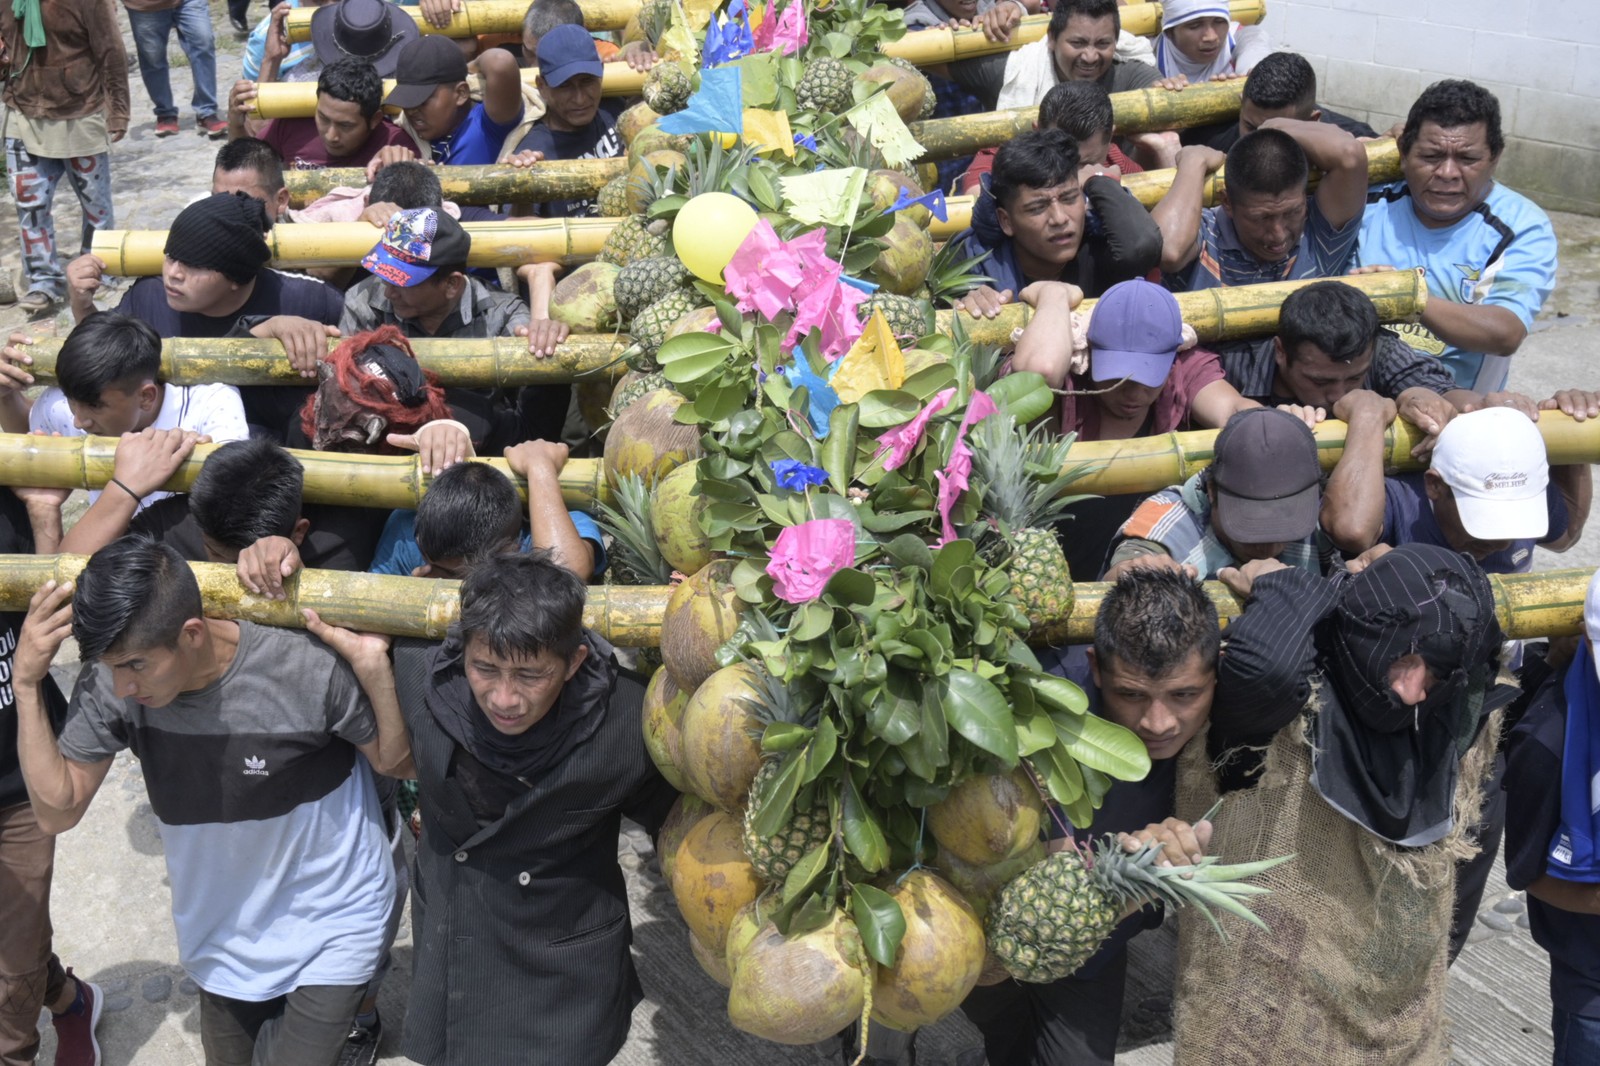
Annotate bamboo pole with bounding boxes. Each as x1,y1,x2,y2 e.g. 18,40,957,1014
909,80,1245,161
0,556,1585,644
285,0,640,41
90,218,616,275
252,64,648,119
28,271,1425,380
881,0,1267,65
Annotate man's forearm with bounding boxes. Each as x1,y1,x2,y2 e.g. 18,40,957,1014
1151,166,1205,272
1545,464,1592,553
1010,294,1076,388
16,682,86,832
1421,298,1527,357
58,490,140,556
527,471,593,580
24,499,64,555
0,391,33,434
354,662,415,779
1528,874,1600,916
1319,411,1389,552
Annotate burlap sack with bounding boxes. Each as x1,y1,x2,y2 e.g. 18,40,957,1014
1170,688,1500,1066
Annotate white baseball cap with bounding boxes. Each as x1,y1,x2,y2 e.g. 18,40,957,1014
1430,407,1549,541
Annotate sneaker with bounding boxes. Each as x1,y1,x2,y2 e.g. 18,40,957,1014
17,290,56,313
336,1012,381,1066
198,115,228,139
229,13,248,32
51,972,103,1066
154,117,179,137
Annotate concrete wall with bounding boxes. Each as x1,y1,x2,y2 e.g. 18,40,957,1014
1263,0,1600,215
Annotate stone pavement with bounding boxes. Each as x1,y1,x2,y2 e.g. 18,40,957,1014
3,10,1599,1063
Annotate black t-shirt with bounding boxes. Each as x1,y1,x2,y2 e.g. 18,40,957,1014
129,494,382,572
117,270,345,439
1504,672,1600,1019
0,489,68,810
514,111,623,218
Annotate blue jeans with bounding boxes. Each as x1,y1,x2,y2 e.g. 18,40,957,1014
5,140,114,299
126,0,219,121
1553,1007,1600,1065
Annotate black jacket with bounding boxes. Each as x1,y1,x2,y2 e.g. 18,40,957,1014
395,634,678,1066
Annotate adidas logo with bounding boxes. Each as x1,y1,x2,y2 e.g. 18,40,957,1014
243,756,269,777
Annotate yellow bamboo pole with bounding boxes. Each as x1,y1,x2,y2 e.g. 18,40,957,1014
30,270,1424,381
0,432,612,511
252,64,647,120
0,556,1584,645
284,157,630,209
285,0,640,41
89,217,615,275
882,0,1267,65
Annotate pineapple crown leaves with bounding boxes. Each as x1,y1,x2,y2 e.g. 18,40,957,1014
926,243,996,306
591,473,675,585
967,414,1096,535
1083,835,1295,938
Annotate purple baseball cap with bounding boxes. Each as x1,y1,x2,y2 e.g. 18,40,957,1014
1086,279,1185,388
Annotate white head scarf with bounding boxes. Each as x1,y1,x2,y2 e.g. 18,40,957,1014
1154,0,1239,82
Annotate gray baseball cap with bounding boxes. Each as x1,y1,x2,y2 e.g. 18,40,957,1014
1210,408,1322,544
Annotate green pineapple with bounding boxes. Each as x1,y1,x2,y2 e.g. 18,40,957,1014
741,759,831,882
968,415,1091,644
863,292,934,343
642,62,694,114
795,56,856,114
596,175,631,218
615,256,692,322
593,472,675,585
631,288,705,360
598,214,671,267
986,835,1289,983
609,370,668,418
638,0,673,47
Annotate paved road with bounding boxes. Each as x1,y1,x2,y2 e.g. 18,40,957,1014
4,10,1597,1062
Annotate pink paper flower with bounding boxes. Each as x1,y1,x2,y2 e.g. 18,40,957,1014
934,389,1001,545
724,219,804,321
874,388,955,470
753,0,807,55
766,518,857,603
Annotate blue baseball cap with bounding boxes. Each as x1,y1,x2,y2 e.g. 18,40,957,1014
536,24,603,87
361,208,472,287
1086,279,1185,388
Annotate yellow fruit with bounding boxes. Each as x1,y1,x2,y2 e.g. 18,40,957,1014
926,769,1045,867
870,870,987,1031
670,810,764,957
657,793,713,886
650,460,712,575
679,662,765,811
602,388,702,489
727,911,869,1045
641,667,690,791
659,559,744,694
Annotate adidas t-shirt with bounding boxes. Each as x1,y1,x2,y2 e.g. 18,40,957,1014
58,621,394,1000
1358,181,1557,393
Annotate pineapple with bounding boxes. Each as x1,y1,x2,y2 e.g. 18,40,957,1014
925,241,995,307
863,293,934,343
615,256,692,322
643,62,694,115
740,759,832,882
593,472,675,585
795,56,856,114
968,415,1092,645
596,175,631,218
632,288,706,360
638,0,673,47
609,370,669,419
986,835,1289,984
598,215,671,268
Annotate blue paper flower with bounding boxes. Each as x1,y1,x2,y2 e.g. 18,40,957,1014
771,459,829,491
786,350,840,438
793,131,818,152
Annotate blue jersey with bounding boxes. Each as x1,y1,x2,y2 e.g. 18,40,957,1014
1358,181,1556,393
369,509,607,579
430,101,523,166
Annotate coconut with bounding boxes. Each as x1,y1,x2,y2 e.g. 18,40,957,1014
629,124,694,160
602,387,702,489
660,560,745,694
690,928,732,987
867,169,931,230
856,63,929,125
664,305,722,341
671,810,764,956
727,911,869,1045
641,667,690,791
679,661,765,811
651,460,711,575
926,768,1045,867
573,378,612,442
870,216,934,296
936,840,1045,921
870,870,987,1031
657,793,714,886
549,261,621,332
723,899,767,974
627,149,687,215
617,102,662,147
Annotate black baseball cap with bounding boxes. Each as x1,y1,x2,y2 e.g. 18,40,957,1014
1209,408,1322,544
385,36,469,110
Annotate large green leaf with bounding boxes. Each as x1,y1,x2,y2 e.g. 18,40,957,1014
1024,670,1091,715
751,754,805,838
851,884,906,968
868,670,922,745
943,669,1019,765
1015,712,1057,756
1051,712,1153,782
858,390,924,428
781,841,831,905
790,602,835,642
823,403,861,496
842,774,890,873
824,567,876,607
801,718,838,785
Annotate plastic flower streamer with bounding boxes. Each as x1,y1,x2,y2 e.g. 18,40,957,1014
702,0,754,66
767,518,857,603
723,223,867,359
785,350,841,437
770,459,829,491
751,0,808,56
657,66,743,136
934,390,1000,545
888,186,950,223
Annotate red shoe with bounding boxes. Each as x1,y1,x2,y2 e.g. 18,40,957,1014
198,115,228,139
51,972,103,1066
154,117,179,137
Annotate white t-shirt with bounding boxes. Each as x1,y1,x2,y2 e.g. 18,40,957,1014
28,382,249,511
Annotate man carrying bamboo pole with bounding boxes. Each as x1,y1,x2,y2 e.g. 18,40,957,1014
1199,51,1375,153
212,138,295,224
12,534,411,1065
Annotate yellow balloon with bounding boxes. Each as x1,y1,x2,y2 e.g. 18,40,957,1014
672,192,759,284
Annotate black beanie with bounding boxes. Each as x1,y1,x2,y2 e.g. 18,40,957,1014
164,193,272,285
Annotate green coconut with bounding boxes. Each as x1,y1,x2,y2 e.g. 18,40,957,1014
678,661,766,811
657,792,714,886
641,666,690,791
671,810,764,957
870,216,934,296
549,261,621,332
727,911,870,1045
659,559,745,695
650,460,712,575
602,387,703,489
926,768,1045,867
870,870,987,1031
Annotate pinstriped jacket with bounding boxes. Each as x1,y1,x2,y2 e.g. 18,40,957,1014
393,635,678,1065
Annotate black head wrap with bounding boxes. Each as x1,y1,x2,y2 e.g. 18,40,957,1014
164,193,271,285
